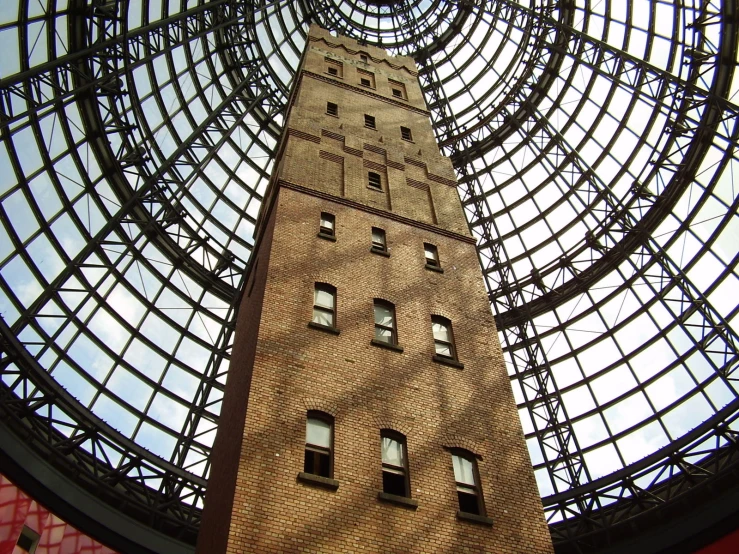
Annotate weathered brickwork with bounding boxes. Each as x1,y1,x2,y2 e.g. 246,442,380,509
195,25,554,554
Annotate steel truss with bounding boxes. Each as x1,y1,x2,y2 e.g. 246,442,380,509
0,0,738,551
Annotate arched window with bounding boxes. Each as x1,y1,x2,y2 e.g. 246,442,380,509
431,315,456,360
304,412,334,478
374,300,397,345
312,284,336,328
451,450,485,516
380,430,410,497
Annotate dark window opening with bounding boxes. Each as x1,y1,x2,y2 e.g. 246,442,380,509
452,451,484,516
381,431,409,497
319,212,335,237
401,126,413,141
326,102,338,116
368,172,382,190
371,227,386,251
361,78,371,87
17,526,39,553
364,114,376,129
360,54,368,63
392,88,403,98
327,66,338,76
424,243,440,267
305,413,333,478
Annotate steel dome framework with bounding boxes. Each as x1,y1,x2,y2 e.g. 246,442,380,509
0,0,737,551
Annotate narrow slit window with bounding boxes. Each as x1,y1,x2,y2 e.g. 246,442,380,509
371,227,386,251
304,412,334,478
381,431,409,497
312,284,336,328
424,243,440,267
368,172,382,190
401,126,413,141
432,316,457,360
319,212,335,237
326,102,338,116
452,451,484,516
374,300,397,345
364,114,376,129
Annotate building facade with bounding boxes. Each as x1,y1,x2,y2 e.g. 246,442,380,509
196,26,553,553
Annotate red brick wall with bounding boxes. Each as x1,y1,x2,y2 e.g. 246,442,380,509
195,204,278,554
197,25,554,554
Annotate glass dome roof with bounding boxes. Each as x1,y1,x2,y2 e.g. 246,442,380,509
0,0,737,549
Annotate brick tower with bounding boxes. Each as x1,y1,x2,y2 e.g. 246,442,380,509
196,26,554,554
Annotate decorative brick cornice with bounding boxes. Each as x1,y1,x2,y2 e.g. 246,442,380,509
319,150,344,164
406,178,430,191
302,71,430,116
363,159,386,172
277,179,476,245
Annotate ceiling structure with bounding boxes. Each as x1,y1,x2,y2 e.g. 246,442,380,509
0,0,737,552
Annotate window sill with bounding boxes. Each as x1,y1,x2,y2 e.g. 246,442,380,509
371,339,404,353
425,264,444,273
378,492,418,509
326,73,343,79
297,472,340,491
456,511,493,526
402,138,415,143
433,354,464,369
326,112,339,118
317,232,336,242
308,321,340,335
370,247,390,257
367,186,384,193
364,125,377,131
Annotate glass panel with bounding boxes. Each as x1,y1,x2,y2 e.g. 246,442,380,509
424,245,438,262
372,228,385,246
320,215,333,230
432,321,450,341
314,288,334,309
381,435,403,467
435,342,452,357
452,454,476,485
306,417,331,448
375,327,392,342
312,309,333,327
374,304,393,326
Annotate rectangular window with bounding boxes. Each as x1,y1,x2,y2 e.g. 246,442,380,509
401,126,413,141
432,316,456,360
364,114,376,129
452,452,484,515
360,54,368,63
424,243,439,267
312,284,336,328
319,212,335,238
368,171,382,190
389,79,406,99
325,58,342,78
326,102,338,116
374,300,397,345
381,432,409,497
358,69,375,88
371,227,386,251
305,413,333,478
